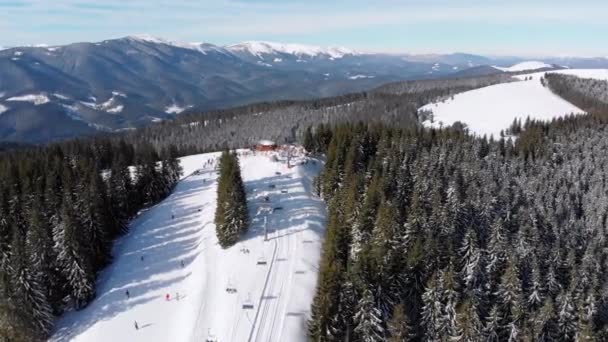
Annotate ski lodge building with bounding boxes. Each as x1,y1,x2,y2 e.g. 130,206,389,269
255,140,277,151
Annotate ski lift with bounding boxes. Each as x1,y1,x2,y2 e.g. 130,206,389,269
242,293,254,309
268,184,276,189
257,255,268,265
275,171,282,176
281,188,288,194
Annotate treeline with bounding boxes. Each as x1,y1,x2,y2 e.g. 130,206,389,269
0,138,182,341
214,151,248,248
504,74,608,161
545,73,608,114
308,121,608,341
120,75,515,156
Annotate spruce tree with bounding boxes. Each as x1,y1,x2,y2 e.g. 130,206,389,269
214,151,248,248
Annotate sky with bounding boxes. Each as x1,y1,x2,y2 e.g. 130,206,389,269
1,0,607,57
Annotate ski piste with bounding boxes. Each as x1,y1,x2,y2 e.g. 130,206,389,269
51,148,326,342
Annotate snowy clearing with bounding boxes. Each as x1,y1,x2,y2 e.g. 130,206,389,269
51,150,326,342
6,93,50,105
420,72,585,137
493,61,552,72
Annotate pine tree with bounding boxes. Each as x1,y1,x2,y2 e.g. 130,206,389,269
452,299,483,342
421,273,444,340
388,303,411,342
214,150,248,248
354,287,384,342
53,197,95,309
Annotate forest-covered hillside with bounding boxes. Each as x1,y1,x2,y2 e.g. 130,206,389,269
306,74,608,341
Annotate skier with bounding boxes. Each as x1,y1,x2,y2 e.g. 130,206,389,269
166,293,171,301
140,255,144,262
176,292,180,301
181,260,185,268
125,290,130,299
171,214,175,220
134,321,139,330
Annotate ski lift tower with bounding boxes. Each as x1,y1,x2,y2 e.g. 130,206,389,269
259,203,272,241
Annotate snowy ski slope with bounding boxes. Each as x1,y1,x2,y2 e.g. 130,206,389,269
420,69,608,137
50,149,326,342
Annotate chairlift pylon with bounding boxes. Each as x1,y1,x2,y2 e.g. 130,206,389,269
242,292,254,309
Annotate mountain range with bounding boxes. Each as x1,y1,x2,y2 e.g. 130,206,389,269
1,34,607,143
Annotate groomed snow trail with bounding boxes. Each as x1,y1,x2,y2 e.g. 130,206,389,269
50,150,326,342
194,151,326,342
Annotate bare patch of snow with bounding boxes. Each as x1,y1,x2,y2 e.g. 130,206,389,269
165,104,191,114
53,93,70,100
106,105,124,114
7,94,50,105
0,104,8,114
13,51,23,56
257,61,272,67
348,74,375,80
112,91,127,97
273,57,282,62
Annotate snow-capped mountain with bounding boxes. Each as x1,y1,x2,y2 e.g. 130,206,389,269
226,41,357,59
0,34,606,143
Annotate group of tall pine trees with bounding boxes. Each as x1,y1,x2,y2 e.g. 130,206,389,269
0,139,182,341
307,118,608,341
214,150,248,248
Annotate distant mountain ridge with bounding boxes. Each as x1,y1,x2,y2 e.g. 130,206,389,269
0,35,607,143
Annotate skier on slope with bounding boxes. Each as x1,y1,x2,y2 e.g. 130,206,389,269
134,321,139,330
125,290,130,299
166,293,171,301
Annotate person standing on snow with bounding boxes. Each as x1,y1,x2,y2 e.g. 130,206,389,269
166,293,171,301
126,290,130,299
134,321,139,330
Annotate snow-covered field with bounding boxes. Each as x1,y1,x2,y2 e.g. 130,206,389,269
50,149,326,342
420,69,608,137
493,61,551,72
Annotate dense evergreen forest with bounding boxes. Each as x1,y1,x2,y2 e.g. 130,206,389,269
0,70,603,341
0,138,182,341
214,151,248,248
307,74,608,341
121,75,511,155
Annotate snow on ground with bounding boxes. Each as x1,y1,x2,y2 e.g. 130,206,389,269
53,93,70,100
420,73,584,137
0,104,8,114
107,105,124,114
518,68,608,81
51,149,326,342
6,93,50,105
165,104,191,114
348,74,375,80
493,61,552,72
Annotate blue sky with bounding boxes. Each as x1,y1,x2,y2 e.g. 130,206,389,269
1,0,607,57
